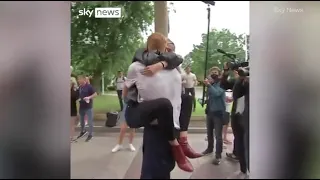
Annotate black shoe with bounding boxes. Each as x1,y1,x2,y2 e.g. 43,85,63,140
77,131,88,139
85,135,93,142
226,152,239,161
202,148,213,155
212,157,221,165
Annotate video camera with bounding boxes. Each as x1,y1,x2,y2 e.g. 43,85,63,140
217,49,249,77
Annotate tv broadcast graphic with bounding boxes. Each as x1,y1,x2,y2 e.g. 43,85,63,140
0,1,319,179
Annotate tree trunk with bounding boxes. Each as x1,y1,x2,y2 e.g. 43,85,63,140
154,1,168,37
92,73,102,94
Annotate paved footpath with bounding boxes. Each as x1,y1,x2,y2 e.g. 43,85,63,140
71,133,240,179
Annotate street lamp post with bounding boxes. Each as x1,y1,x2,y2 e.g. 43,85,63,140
201,1,215,107
101,72,105,95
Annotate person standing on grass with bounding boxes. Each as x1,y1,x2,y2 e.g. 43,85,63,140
182,66,197,112
111,99,136,153
77,75,97,142
115,71,126,111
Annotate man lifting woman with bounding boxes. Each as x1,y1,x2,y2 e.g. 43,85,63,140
123,33,202,172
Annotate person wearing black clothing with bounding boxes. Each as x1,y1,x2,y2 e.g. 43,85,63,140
139,38,202,178
70,81,79,142
140,124,175,179
136,39,202,159
220,68,240,160
242,78,249,173
124,33,194,173
220,66,249,175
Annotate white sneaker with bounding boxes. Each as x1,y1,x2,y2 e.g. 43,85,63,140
111,144,123,153
129,144,136,152
77,121,88,127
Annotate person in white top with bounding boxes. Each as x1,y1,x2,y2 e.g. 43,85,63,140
123,33,193,172
224,89,233,144
115,71,126,111
182,66,197,111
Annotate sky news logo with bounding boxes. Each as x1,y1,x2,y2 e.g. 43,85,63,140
78,7,121,18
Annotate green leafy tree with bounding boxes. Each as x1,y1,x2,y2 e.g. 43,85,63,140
182,52,192,68
71,1,154,91
187,28,246,80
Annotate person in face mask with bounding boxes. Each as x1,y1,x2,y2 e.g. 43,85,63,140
202,67,226,165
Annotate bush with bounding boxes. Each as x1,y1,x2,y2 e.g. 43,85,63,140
107,85,116,91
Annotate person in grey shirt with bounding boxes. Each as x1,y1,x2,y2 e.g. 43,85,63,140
122,33,193,173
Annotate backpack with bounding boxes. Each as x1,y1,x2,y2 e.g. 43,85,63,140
105,112,119,127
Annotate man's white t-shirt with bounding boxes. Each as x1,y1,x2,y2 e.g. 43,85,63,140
116,76,126,90
182,73,197,88
125,62,182,129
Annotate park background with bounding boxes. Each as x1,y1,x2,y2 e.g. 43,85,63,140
70,1,249,120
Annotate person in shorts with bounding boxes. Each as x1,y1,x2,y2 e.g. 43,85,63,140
111,98,136,152
223,89,233,144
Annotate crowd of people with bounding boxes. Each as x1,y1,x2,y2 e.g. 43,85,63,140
70,32,249,178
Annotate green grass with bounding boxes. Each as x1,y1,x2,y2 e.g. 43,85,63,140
93,95,205,117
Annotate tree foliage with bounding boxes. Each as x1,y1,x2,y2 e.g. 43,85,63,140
71,1,154,90
185,28,247,80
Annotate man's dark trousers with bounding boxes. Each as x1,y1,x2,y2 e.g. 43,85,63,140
232,113,247,173
116,90,123,111
206,111,224,158
185,87,196,110
231,114,239,157
140,125,175,179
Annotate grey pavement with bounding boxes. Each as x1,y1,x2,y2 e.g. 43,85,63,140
71,133,239,179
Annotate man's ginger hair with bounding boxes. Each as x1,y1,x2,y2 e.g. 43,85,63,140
147,32,167,52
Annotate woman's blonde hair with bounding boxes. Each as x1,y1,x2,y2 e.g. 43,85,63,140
147,32,167,52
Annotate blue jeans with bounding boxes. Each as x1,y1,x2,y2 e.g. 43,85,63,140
206,111,224,158
79,108,94,136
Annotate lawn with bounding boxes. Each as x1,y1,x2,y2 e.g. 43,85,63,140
93,95,205,117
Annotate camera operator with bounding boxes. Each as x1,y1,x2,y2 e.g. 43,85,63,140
202,67,226,165
221,62,249,177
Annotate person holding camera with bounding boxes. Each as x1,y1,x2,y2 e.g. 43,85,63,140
221,63,249,177
202,67,226,165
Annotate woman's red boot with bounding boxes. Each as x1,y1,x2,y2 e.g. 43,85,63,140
171,145,194,172
178,136,203,159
